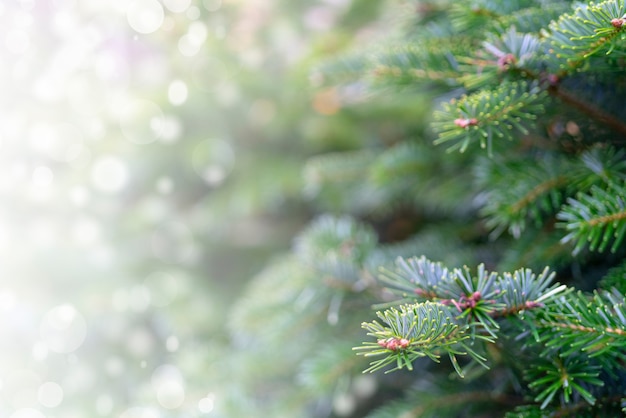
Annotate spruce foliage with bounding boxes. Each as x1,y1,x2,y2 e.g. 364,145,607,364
229,0,626,416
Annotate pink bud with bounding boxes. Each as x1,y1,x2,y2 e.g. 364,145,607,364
611,18,624,28
386,339,399,351
454,118,479,129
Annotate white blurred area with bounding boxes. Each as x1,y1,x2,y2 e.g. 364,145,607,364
0,0,358,415
0,0,225,416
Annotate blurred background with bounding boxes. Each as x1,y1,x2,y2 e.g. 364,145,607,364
0,0,389,417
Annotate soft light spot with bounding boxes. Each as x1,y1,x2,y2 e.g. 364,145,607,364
168,80,188,106
191,58,233,93
91,155,128,193
144,271,180,307
129,285,151,312
29,123,84,162
191,139,235,187
0,290,17,311
186,5,200,19
162,0,191,13
152,364,185,409
126,0,164,34
37,381,63,408
333,392,356,416
249,99,276,126
165,336,179,352
39,304,87,354
105,357,124,377
151,221,198,264
156,380,185,409
156,177,174,194
96,394,113,416
198,393,215,413
203,0,222,12
127,328,154,357
179,21,208,56
159,115,182,143
178,34,201,56
313,88,341,115
32,166,54,188
119,99,165,145
9,408,45,418
71,218,101,245
5,29,30,54
119,407,160,418
31,341,48,362
352,375,377,398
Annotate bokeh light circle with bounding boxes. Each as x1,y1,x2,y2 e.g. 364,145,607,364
91,155,128,193
39,304,87,354
151,364,185,409
119,99,165,145
9,408,45,418
29,123,84,162
162,0,192,13
37,381,64,408
144,271,180,307
168,80,188,106
126,0,164,34
119,406,160,418
191,138,235,187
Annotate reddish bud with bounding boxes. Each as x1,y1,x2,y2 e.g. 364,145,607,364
472,291,482,301
398,338,410,349
454,118,479,129
377,339,387,348
611,18,624,28
497,53,517,70
386,339,399,351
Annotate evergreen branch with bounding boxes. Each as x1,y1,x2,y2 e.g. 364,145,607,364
459,27,544,90
495,267,561,317
304,150,377,190
496,4,574,34
527,357,603,409
295,215,378,284
432,81,546,154
371,389,522,418
298,344,366,393
475,155,572,238
598,260,626,293
379,256,453,299
355,302,490,376
577,146,626,188
557,182,626,254
537,290,626,362
371,42,465,85
548,0,626,71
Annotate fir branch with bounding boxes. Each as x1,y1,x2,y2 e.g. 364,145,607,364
537,290,626,362
432,80,546,154
557,182,626,254
474,155,572,238
459,27,544,89
547,0,626,71
577,145,626,188
527,357,603,408
371,42,465,85
355,301,490,376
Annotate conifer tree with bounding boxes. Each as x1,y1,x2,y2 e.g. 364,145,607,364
228,0,626,417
